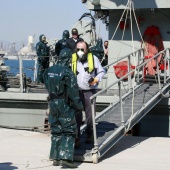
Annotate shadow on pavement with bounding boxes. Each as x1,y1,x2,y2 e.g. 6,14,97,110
0,162,18,170
100,136,149,162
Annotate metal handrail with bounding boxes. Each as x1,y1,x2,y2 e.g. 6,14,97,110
103,48,144,69
91,48,170,100
90,47,170,151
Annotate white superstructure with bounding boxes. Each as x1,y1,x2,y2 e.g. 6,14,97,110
18,35,36,58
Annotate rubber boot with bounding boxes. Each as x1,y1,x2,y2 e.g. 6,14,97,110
61,160,78,168
53,160,60,166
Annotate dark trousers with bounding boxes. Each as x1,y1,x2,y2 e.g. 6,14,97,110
76,89,96,138
37,61,49,83
49,99,77,161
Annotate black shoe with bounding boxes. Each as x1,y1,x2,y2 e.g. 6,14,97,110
75,138,81,149
53,160,60,166
61,160,78,168
85,135,93,144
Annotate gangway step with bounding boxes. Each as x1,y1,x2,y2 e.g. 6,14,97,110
137,75,169,83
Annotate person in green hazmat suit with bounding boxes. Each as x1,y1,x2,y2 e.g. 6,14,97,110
36,34,49,83
55,30,70,56
43,48,83,168
90,38,104,62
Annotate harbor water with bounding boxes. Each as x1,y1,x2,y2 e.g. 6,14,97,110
4,59,36,81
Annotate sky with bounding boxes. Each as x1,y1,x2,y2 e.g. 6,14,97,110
0,0,108,50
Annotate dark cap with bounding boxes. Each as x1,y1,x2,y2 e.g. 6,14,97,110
72,28,78,34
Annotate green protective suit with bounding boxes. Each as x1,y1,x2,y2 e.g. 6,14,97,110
90,38,104,61
36,34,49,83
43,48,83,161
55,30,70,56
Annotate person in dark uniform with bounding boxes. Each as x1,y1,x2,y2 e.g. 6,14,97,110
101,40,108,67
55,30,70,56
43,48,83,168
36,34,49,83
66,28,83,52
90,38,104,62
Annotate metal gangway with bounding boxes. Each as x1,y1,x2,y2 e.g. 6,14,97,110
74,48,170,163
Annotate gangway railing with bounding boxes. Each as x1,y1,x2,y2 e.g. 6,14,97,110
82,48,170,163
102,48,145,89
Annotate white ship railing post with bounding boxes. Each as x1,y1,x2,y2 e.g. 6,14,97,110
19,55,23,92
34,56,37,82
118,81,124,126
128,55,132,90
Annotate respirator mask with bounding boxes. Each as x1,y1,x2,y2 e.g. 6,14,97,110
77,48,85,59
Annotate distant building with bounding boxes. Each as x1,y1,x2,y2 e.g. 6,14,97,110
18,36,36,58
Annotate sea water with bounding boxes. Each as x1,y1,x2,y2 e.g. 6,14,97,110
4,60,36,81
